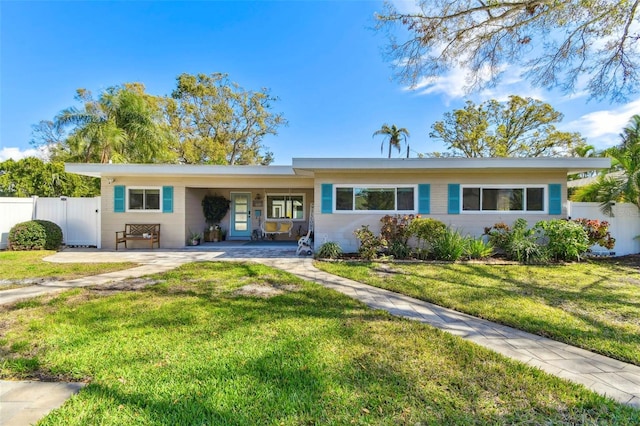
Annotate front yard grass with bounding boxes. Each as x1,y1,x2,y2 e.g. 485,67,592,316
1,262,638,424
315,259,640,366
0,251,135,287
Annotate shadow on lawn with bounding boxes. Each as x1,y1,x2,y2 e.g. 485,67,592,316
40,318,637,425
5,262,639,424
347,261,640,364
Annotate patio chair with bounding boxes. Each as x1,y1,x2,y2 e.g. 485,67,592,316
296,203,314,256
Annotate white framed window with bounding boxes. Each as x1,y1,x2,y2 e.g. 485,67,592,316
335,185,416,212
266,193,305,220
127,187,161,212
461,185,545,213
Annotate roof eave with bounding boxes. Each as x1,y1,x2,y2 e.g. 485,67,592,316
64,163,297,178
291,157,611,174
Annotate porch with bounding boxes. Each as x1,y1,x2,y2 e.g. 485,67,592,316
185,186,314,245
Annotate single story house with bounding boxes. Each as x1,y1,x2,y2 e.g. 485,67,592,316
66,157,610,251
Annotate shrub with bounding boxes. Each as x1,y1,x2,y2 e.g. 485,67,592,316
573,218,616,250
8,220,63,250
354,225,387,260
491,219,546,264
464,237,494,260
535,219,590,261
380,214,414,245
388,240,412,259
507,231,547,264
408,218,446,253
380,214,414,259
487,222,511,252
202,194,230,226
316,242,343,259
431,228,466,261
36,220,64,249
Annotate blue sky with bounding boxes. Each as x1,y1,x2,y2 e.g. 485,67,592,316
1,1,639,165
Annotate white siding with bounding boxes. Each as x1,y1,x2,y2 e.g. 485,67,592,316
313,170,568,253
102,179,186,249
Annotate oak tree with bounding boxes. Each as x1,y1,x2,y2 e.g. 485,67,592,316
428,95,585,157
165,73,287,165
377,0,640,101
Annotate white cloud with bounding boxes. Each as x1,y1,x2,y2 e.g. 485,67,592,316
389,0,422,14
0,147,46,161
408,64,546,102
564,99,640,148
411,67,469,101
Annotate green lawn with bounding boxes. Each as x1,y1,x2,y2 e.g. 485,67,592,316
315,259,640,366
0,251,135,287
0,262,637,425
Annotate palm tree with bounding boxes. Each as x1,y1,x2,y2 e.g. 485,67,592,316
620,114,640,149
572,144,596,158
573,115,640,215
54,84,171,164
373,124,410,158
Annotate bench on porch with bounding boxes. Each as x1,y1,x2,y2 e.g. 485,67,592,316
116,224,160,250
261,219,293,238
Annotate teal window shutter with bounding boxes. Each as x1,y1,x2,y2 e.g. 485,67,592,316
114,185,125,213
448,184,460,214
162,186,174,213
418,184,430,214
548,183,562,215
321,184,333,214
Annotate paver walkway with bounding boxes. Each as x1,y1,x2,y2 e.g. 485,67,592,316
1,381,85,426
1,248,639,425
267,258,640,408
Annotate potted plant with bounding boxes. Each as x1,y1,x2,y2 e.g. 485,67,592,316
202,194,230,241
188,230,202,246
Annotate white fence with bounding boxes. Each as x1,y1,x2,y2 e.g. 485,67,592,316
0,198,36,249
568,202,640,256
0,197,101,249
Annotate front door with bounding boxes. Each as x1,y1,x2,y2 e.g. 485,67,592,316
229,193,252,239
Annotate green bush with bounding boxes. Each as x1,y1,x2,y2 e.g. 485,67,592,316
8,220,63,251
408,218,446,253
316,242,343,259
431,228,466,261
36,220,63,249
535,219,590,261
354,225,387,260
464,237,494,260
490,219,545,264
507,231,547,264
388,240,412,259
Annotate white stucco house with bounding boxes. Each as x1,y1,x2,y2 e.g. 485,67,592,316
66,157,610,251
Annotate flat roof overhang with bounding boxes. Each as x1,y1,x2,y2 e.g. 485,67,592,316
65,163,297,179
66,157,612,179
291,157,611,175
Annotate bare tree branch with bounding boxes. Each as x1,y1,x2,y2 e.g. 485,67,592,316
377,0,639,101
